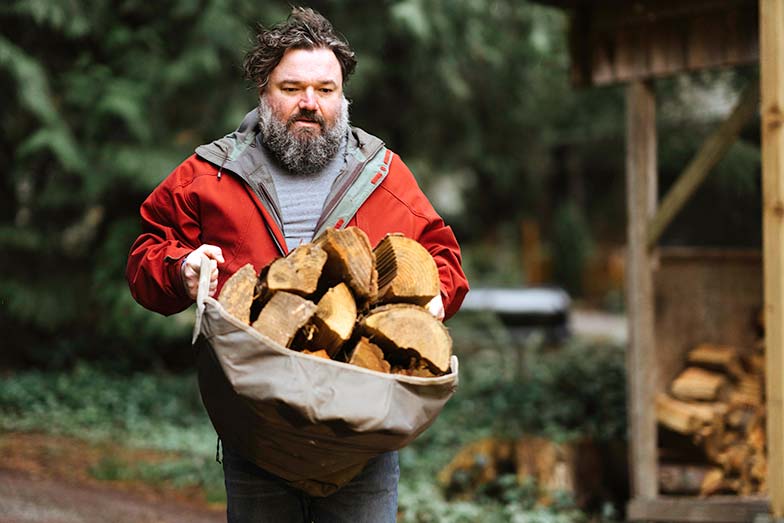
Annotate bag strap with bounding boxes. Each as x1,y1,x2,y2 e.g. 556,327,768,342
313,147,392,239
192,253,213,344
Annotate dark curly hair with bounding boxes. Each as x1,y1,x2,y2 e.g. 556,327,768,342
243,7,357,91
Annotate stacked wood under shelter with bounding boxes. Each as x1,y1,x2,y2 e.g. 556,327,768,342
656,341,767,497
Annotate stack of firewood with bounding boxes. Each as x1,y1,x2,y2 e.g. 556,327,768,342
216,226,451,377
655,338,767,497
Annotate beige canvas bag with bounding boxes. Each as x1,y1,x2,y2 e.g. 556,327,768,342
192,256,459,496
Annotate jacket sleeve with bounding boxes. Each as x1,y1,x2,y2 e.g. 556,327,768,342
373,154,469,320
125,162,201,316
419,218,469,320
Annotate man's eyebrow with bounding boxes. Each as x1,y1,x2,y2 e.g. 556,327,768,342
278,79,339,87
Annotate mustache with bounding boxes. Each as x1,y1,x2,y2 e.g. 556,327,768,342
288,110,326,129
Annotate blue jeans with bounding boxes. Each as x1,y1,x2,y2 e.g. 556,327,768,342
222,446,399,523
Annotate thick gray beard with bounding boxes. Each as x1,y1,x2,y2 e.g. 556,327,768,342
258,96,350,176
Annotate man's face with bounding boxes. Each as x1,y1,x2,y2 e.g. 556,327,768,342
263,47,344,138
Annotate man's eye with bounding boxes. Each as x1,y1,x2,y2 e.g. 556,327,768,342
282,87,298,93
319,88,333,94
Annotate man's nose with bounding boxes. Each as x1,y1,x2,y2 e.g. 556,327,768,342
299,87,317,110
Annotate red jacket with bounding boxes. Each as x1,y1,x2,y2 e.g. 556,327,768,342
126,119,468,320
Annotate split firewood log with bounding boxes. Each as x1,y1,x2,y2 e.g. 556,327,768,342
687,344,744,379
251,291,317,347
693,415,725,462
360,304,452,374
655,393,716,435
307,283,357,357
728,373,764,406
391,358,437,378
348,337,390,373
302,349,331,360
716,443,750,474
725,404,756,431
748,352,765,376
671,367,729,402
315,227,377,303
373,233,440,306
699,467,728,497
265,243,327,297
217,263,258,324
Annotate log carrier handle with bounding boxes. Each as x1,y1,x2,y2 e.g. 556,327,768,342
192,253,214,344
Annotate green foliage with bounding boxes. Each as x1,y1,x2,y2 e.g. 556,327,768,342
0,363,214,452
1,0,256,368
551,201,594,295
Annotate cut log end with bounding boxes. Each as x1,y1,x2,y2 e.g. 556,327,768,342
373,234,440,306
360,303,452,374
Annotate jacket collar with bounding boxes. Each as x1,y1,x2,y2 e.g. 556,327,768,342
194,109,384,181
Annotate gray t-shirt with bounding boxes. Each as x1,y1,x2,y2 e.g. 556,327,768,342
267,137,348,251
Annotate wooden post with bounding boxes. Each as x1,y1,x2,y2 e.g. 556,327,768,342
761,0,784,517
626,80,658,500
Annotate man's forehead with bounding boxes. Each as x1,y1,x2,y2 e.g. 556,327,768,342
271,48,342,85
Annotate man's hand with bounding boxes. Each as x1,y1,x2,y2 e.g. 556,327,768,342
426,294,445,321
181,245,225,300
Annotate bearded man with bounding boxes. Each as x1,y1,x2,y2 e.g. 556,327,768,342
126,7,468,523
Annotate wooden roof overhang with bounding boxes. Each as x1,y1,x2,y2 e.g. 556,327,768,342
536,0,757,86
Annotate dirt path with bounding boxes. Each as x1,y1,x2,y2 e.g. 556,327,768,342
0,468,224,523
0,432,224,523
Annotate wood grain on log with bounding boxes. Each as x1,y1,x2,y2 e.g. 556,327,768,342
265,243,327,296
687,343,744,379
360,304,452,374
310,283,356,357
656,393,715,434
373,233,440,306
348,337,390,373
251,292,317,347
671,367,728,401
315,227,377,302
302,349,331,360
217,263,258,324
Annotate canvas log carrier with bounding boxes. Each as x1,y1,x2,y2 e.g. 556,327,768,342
192,255,459,497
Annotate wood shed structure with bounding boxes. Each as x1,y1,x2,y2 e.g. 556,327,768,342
532,0,783,521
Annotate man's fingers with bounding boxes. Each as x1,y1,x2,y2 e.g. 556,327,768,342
200,245,225,264
181,244,224,300
426,294,445,321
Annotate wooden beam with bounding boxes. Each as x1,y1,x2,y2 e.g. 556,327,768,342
646,82,760,248
626,80,658,500
761,0,784,517
628,496,770,522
